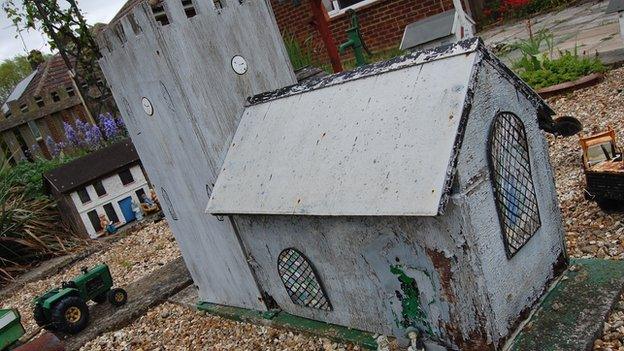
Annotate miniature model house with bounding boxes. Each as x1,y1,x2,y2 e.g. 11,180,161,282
400,0,475,51
97,0,565,349
207,39,566,349
44,140,150,238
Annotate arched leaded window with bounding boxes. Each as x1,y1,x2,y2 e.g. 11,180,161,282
489,112,541,258
277,248,332,311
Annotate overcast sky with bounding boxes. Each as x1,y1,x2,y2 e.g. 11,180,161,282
0,0,127,61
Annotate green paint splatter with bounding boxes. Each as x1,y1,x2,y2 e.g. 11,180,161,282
390,265,433,336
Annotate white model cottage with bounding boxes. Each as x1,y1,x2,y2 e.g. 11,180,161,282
44,140,150,238
95,0,565,349
207,39,566,349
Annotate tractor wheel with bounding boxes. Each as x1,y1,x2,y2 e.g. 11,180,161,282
107,288,128,307
33,304,53,330
50,296,89,334
92,291,108,304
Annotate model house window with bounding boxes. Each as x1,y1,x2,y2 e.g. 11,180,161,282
114,22,127,44
103,203,120,223
77,187,91,204
277,248,332,311
118,169,134,185
51,91,61,102
35,96,45,107
136,188,147,203
489,112,541,258
182,0,197,17
161,187,178,220
128,13,142,34
4,111,11,119
213,0,224,9
150,0,170,26
28,121,42,140
87,210,102,232
93,180,107,197
66,86,75,97
20,104,28,113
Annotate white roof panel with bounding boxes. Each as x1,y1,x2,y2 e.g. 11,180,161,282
208,45,480,217
1,70,37,114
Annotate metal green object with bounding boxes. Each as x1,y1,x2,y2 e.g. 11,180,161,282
0,309,25,351
33,264,127,334
339,9,370,67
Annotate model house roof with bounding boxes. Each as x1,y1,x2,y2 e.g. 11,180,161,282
43,140,139,194
400,10,456,51
606,0,624,13
207,39,552,217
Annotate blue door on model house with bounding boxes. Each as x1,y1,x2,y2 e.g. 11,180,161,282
118,197,135,223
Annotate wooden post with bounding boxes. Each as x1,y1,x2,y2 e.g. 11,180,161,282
309,0,343,73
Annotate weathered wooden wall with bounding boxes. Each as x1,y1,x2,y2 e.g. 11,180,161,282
453,56,566,345
97,0,296,310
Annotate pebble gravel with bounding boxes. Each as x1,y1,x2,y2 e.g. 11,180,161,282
1,220,180,335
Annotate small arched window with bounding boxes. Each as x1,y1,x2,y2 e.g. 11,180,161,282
277,248,331,311
161,187,178,220
489,112,541,258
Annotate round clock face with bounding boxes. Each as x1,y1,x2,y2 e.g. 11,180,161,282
231,55,248,75
141,97,154,116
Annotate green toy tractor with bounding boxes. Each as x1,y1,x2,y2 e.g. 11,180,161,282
32,264,127,334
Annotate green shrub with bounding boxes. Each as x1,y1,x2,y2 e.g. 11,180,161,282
3,154,82,200
0,160,86,283
283,32,314,71
510,30,605,89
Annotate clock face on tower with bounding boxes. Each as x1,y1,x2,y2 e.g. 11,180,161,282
231,55,248,75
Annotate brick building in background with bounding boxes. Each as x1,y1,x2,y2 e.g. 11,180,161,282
270,0,476,64
0,54,100,164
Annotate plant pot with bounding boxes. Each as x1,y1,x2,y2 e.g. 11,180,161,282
536,73,604,98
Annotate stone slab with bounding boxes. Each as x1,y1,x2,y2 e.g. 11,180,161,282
510,259,624,351
62,256,192,351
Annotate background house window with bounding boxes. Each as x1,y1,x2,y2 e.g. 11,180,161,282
103,203,120,223
35,96,45,107
51,91,61,102
4,111,11,119
277,248,332,311
93,180,107,197
66,86,75,97
77,187,91,204
213,0,224,9
87,210,102,232
19,104,28,113
118,169,134,185
489,112,541,258
324,0,375,15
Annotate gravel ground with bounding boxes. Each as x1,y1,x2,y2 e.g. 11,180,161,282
546,67,624,260
1,220,180,335
545,68,624,351
79,302,359,351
